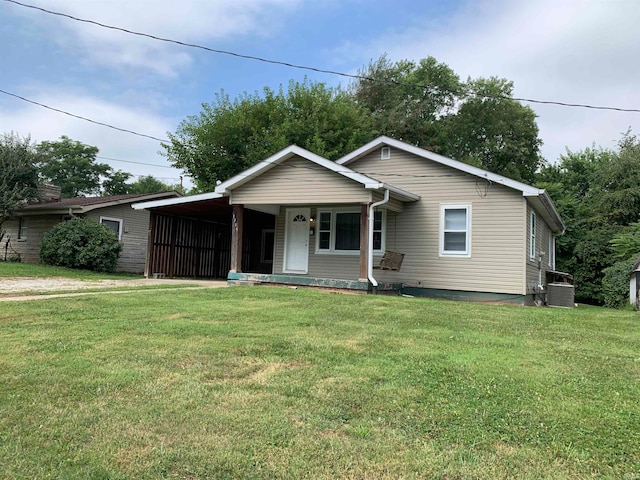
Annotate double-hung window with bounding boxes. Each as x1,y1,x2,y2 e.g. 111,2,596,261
317,209,384,254
440,204,471,257
529,211,536,260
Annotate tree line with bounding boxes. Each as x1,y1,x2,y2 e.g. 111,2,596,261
0,132,180,243
1,132,180,200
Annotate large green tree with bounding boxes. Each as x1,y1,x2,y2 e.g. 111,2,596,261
351,56,544,183
442,77,543,184
0,133,40,240
36,136,110,198
101,170,133,196
351,55,461,149
163,79,376,191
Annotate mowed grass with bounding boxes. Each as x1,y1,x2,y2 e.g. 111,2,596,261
0,287,638,479
0,261,141,279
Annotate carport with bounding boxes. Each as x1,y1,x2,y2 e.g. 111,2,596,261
132,195,275,279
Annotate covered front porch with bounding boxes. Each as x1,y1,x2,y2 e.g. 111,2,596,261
226,195,413,292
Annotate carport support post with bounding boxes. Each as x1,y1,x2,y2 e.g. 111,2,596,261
144,211,157,278
359,203,369,281
230,204,244,273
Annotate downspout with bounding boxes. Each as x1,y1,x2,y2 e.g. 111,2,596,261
368,189,390,293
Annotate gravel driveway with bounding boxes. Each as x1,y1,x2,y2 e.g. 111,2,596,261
0,277,228,301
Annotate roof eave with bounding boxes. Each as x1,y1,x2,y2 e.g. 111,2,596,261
132,192,222,210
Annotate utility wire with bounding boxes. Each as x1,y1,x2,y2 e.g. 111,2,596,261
0,88,170,142
5,0,640,114
96,155,177,169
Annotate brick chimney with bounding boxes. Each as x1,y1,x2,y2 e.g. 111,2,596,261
37,183,62,203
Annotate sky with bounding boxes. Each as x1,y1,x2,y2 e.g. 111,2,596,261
1,0,638,190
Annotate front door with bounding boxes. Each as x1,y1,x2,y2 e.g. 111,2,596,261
284,208,309,274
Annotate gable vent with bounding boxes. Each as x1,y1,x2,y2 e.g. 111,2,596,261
381,147,391,160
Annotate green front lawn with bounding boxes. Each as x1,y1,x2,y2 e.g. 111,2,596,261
0,287,637,479
0,261,141,280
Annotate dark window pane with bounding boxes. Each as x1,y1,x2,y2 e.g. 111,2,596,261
444,232,466,251
101,220,120,236
374,211,382,231
335,212,360,250
319,232,330,250
373,232,382,250
319,212,331,231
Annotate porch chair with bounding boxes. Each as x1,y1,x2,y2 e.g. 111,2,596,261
373,250,405,271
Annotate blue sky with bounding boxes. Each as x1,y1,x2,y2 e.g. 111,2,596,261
1,0,638,189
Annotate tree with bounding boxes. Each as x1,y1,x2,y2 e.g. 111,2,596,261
102,170,133,196
36,136,110,197
535,132,640,304
442,77,543,184
593,131,640,225
350,56,544,183
163,78,376,191
351,55,461,149
610,222,640,261
128,175,173,194
0,133,40,241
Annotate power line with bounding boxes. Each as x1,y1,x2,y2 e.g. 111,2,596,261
0,88,170,142
4,0,640,114
96,155,177,169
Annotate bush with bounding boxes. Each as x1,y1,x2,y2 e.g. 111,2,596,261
602,258,635,309
40,217,123,272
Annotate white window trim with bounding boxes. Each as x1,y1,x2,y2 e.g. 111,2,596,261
315,208,385,255
439,204,472,258
529,211,536,260
100,216,123,241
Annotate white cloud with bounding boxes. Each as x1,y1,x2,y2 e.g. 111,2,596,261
12,0,301,76
0,87,189,186
341,0,640,162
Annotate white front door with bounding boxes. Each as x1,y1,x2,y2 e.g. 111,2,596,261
284,208,310,274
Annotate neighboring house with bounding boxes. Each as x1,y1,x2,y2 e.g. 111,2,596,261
3,187,180,273
631,256,640,310
133,136,565,305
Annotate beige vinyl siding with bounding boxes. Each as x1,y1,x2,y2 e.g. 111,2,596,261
86,205,151,274
3,215,60,264
371,190,404,212
349,148,527,295
232,156,372,205
273,206,362,280
525,203,555,293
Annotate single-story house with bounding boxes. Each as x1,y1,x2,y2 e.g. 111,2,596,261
133,136,566,305
631,256,640,310
2,186,180,273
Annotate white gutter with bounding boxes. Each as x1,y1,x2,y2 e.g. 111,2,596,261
368,189,390,290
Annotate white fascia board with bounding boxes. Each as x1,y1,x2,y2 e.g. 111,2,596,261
214,144,389,194
131,192,221,210
214,145,328,194
365,182,420,202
